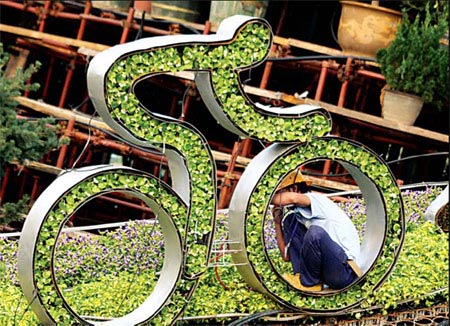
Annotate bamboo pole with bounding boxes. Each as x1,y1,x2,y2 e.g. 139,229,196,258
1,23,363,59
14,97,362,192
16,86,448,146
15,96,253,167
303,99,449,144
0,24,109,52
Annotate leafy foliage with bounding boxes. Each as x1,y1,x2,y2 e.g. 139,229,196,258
246,137,404,311
401,0,449,25
376,5,449,107
0,43,64,226
102,21,330,286
0,15,446,325
54,220,164,288
28,169,196,325
0,43,62,175
0,195,29,226
0,188,447,325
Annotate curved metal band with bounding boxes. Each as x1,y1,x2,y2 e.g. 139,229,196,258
228,137,403,311
18,165,184,325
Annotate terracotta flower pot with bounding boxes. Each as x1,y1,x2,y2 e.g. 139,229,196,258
338,1,402,58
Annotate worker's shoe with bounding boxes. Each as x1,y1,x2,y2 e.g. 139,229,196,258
282,273,322,292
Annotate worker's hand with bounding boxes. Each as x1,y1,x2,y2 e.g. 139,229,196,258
272,205,283,224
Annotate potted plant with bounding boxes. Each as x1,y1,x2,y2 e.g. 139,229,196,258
375,3,449,125
337,1,402,58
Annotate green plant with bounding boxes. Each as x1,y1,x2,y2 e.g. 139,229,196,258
244,137,404,311
401,0,448,25
30,170,190,324
0,44,63,175
1,188,447,325
104,21,402,314
376,4,449,108
104,20,330,280
0,195,29,226
0,43,65,227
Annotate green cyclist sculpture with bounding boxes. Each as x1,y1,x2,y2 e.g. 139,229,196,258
17,15,404,325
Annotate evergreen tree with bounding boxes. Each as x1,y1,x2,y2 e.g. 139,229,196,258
0,43,63,227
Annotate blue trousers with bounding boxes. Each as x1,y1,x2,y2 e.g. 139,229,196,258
282,213,357,289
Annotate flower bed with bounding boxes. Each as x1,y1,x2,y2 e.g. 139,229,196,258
0,186,447,325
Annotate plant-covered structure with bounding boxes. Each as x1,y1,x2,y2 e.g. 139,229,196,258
1,187,447,325
7,14,446,326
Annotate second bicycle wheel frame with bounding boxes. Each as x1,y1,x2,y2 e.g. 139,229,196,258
229,136,405,314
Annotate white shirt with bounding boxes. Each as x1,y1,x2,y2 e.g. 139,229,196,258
291,193,360,262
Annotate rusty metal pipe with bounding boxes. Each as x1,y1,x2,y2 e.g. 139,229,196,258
54,3,90,108
23,78,32,98
78,13,124,25
357,69,385,81
321,160,332,180
0,1,177,36
0,165,11,205
47,10,82,20
29,176,41,203
42,56,55,100
315,60,329,101
202,20,211,35
18,169,27,201
241,139,253,158
54,2,91,108
56,118,76,168
67,143,80,168
338,57,353,107
168,95,178,117
119,6,135,44
294,59,385,81
71,131,168,165
0,1,38,14
38,1,51,32
218,141,242,209
77,0,91,40
58,58,75,108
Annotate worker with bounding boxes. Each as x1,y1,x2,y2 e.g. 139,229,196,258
271,169,362,292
